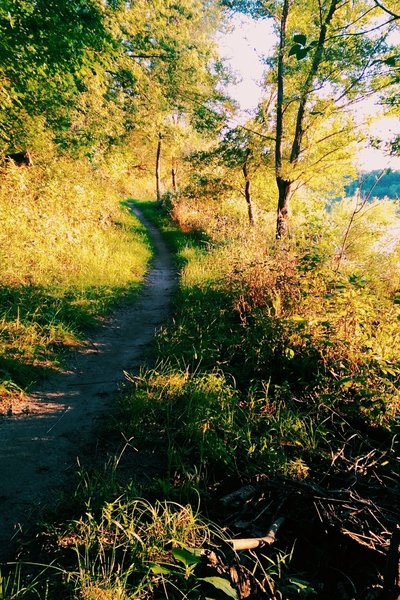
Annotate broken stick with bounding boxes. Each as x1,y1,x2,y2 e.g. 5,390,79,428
227,517,285,551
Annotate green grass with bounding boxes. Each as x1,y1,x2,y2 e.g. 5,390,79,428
0,160,151,412
3,195,399,597
0,497,218,599
114,197,399,593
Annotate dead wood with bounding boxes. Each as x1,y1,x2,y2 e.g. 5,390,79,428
220,485,256,507
227,517,285,551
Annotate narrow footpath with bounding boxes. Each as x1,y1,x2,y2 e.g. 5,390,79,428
0,204,176,559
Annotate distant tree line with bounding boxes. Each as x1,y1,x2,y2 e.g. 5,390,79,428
345,170,400,200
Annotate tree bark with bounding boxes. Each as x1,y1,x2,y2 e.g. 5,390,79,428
274,0,339,239
290,0,339,166
242,150,255,226
274,0,290,239
276,176,292,239
156,132,162,202
171,156,178,193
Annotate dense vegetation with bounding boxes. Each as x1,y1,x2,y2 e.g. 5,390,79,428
0,158,152,412
1,0,400,598
0,0,227,410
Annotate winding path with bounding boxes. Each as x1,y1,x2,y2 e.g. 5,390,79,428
0,204,176,559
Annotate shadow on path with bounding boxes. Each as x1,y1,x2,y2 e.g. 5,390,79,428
0,204,177,560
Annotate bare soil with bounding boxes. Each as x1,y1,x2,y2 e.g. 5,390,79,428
0,204,176,560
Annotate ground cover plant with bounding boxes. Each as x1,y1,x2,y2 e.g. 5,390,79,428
2,194,400,598
0,158,151,414
2,0,400,596
115,196,400,596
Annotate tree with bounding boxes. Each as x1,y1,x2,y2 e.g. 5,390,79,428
232,0,399,238
372,0,400,19
186,123,275,224
108,0,229,199
215,126,272,225
0,0,112,153
0,0,229,170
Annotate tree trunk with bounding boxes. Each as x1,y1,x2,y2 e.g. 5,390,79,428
242,150,255,226
276,176,292,239
156,132,162,202
274,0,290,239
274,0,339,239
171,156,178,193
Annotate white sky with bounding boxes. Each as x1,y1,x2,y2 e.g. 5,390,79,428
218,16,400,171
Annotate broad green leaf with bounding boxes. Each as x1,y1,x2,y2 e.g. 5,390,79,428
288,43,302,57
200,577,239,600
149,563,172,575
293,34,307,46
172,547,202,567
295,47,309,60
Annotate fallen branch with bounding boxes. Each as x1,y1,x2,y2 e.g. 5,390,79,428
220,485,256,507
227,517,285,551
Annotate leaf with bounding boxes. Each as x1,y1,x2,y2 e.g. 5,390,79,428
172,547,202,567
296,47,309,60
288,43,302,57
149,563,172,575
293,34,307,46
200,577,239,600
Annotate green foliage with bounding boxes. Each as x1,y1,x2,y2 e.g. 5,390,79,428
4,196,399,596
232,0,399,236
0,0,111,151
0,0,228,162
3,498,219,599
138,197,400,483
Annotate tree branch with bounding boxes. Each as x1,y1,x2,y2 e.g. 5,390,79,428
289,0,340,166
373,0,400,19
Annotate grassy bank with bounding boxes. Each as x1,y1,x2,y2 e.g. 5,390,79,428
2,196,399,598
116,197,400,595
0,159,151,413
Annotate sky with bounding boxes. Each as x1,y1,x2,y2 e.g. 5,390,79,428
218,16,400,171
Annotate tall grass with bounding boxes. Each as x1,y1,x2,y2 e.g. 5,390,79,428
0,157,151,411
116,197,399,492
0,495,220,599
3,193,399,597
116,195,399,594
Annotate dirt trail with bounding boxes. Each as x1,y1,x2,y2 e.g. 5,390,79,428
0,204,176,560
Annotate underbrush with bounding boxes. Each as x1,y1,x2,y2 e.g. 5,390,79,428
0,495,223,599
3,196,399,598
115,197,400,595
0,159,151,411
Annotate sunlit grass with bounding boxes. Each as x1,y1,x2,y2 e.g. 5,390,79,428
0,158,151,411
120,194,400,494
1,496,218,599
3,194,399,598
